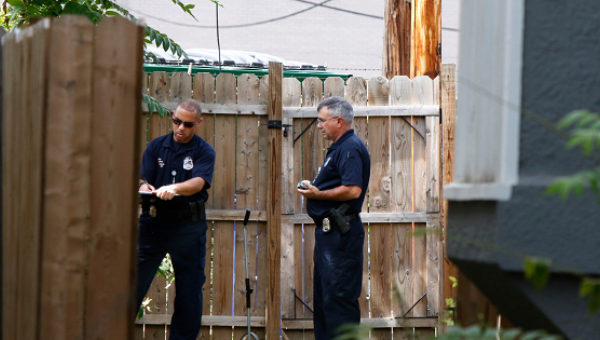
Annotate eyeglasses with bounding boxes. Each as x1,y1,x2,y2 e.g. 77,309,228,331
172,116,199,128
316,117,339,124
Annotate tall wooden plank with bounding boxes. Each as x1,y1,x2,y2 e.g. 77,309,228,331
140,73,149,160
293,119,304,213
213,72,236,340
302,77,323,107
257,121,269,211
236,114,260,209
238,73,260,105
353,117,369,213
368,117,391,213
368,76,390,106
266,62,283,340
426,76,441,213
392,223,412,317
294,225,306,319
412,223,427,317
234,221,259,317
145,325,166,340
201,223,213,339
369,224,393,319
346,77,367,107
134,325,144,340
324,77,344,98
171,72,192,103
441,64,458,312
2,29,17,340
415,328,436,340
196,106,215,207
259,75,269,106
40,16,94,340
359,225,369,318
213,73,236,210
212,221,235,340
392,328,411,340
254,222,268,317
425,223,440,317
303,225,316,317
282,78,301,214
193,73,215,104
281,220,296,319
87,17,143,339
148,71,171,142
411,76,433,213
390,76,413,213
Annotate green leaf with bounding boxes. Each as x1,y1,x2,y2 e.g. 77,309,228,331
450,276,458,288
104,10,120,16
524,257,552,291
7,0,24,7
579,277,600,314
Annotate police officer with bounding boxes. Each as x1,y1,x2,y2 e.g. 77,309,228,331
137,99,216,340
297,96,370,340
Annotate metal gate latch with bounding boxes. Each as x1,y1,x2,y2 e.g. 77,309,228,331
266,120,292,137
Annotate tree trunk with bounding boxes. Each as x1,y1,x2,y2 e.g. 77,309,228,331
410,0,441,78
382,0,411,78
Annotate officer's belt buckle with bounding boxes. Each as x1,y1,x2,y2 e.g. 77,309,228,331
322,217,331,232
149,205,157,218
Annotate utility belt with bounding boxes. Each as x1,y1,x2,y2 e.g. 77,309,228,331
142,200,206,222
313,204,359,234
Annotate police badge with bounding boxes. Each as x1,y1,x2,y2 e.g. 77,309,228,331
183,156,194,171
149,205,157,218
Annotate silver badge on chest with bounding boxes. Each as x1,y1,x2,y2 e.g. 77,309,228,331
183,156,194,171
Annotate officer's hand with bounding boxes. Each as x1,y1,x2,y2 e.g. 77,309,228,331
297,180,320,199
139,183,155,192
154,185,178,200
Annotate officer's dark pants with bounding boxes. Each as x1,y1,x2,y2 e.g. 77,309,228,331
136,213,208,340
313,218,364,340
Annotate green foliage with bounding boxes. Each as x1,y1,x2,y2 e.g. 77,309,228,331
449,276,458,288
143,93,170,118
546,110,600,199
157,254,176,287
579,277,600,314
137,297,152,320
524,257,552,291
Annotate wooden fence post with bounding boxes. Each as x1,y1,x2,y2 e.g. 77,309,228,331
266,61,283,340
410,0,441,78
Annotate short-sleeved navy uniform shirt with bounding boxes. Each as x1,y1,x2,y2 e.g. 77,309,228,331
141,133,216,207
306,129,370,218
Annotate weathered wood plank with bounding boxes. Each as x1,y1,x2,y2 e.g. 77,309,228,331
39,16,94,340
257,121,269,211
145,325,166,340
294,223,305,319
324,77,344,98
303,225,316,317
368,117,391,213
425,221,441,317
234,221,259,317
353,117,369,213
426,115,440,213
170,72,192,103
255,222,268,317
193,73,215,104
259,75,269,106
369,224,393,318
281,221,296,318
359,225,369,318
390,76,412,213
371,328,393,340
213,115,236,209
203,223,213,317
237,73,260,105
293,119,304,213
346,77,367,107
197,112,215,207
216,73,237,105
87,17,143,339
411,76,433,213
302,77,323,107
368,76,390,106
148,72,171,142
266,62,283,340
283,105,439,118
236,115,260,209
282,78,301,214
283,212,440,224
212,220,235,317
139,314,439,328
392,223,412,317
411,223,427,317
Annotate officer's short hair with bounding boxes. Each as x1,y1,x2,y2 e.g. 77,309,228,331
176,99,202,120
317,96,354,125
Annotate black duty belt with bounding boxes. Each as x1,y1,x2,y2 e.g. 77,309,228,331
142,200,206,222
313,213,360,226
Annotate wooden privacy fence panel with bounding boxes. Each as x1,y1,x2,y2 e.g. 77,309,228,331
137,71,445,340
3,16,144,340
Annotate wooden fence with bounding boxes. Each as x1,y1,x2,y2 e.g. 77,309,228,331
3,16,144,340
136,65,452,340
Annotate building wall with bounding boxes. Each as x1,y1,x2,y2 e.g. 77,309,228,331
117,0,459,79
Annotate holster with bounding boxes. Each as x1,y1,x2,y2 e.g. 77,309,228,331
328,204,352,235
189,200,206,222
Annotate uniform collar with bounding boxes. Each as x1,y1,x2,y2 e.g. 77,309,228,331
327,129,354,151
161,133,198,152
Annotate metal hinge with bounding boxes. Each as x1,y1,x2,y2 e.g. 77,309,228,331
265,120,292,137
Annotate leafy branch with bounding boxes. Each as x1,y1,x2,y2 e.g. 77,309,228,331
143,93,170,118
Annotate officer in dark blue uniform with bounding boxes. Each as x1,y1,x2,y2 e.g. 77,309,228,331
297,96,370,340
137,99,216,340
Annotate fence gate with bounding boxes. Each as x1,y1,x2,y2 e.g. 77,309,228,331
136,64,446,340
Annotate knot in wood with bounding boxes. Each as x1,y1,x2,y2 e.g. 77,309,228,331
380,176,391,192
